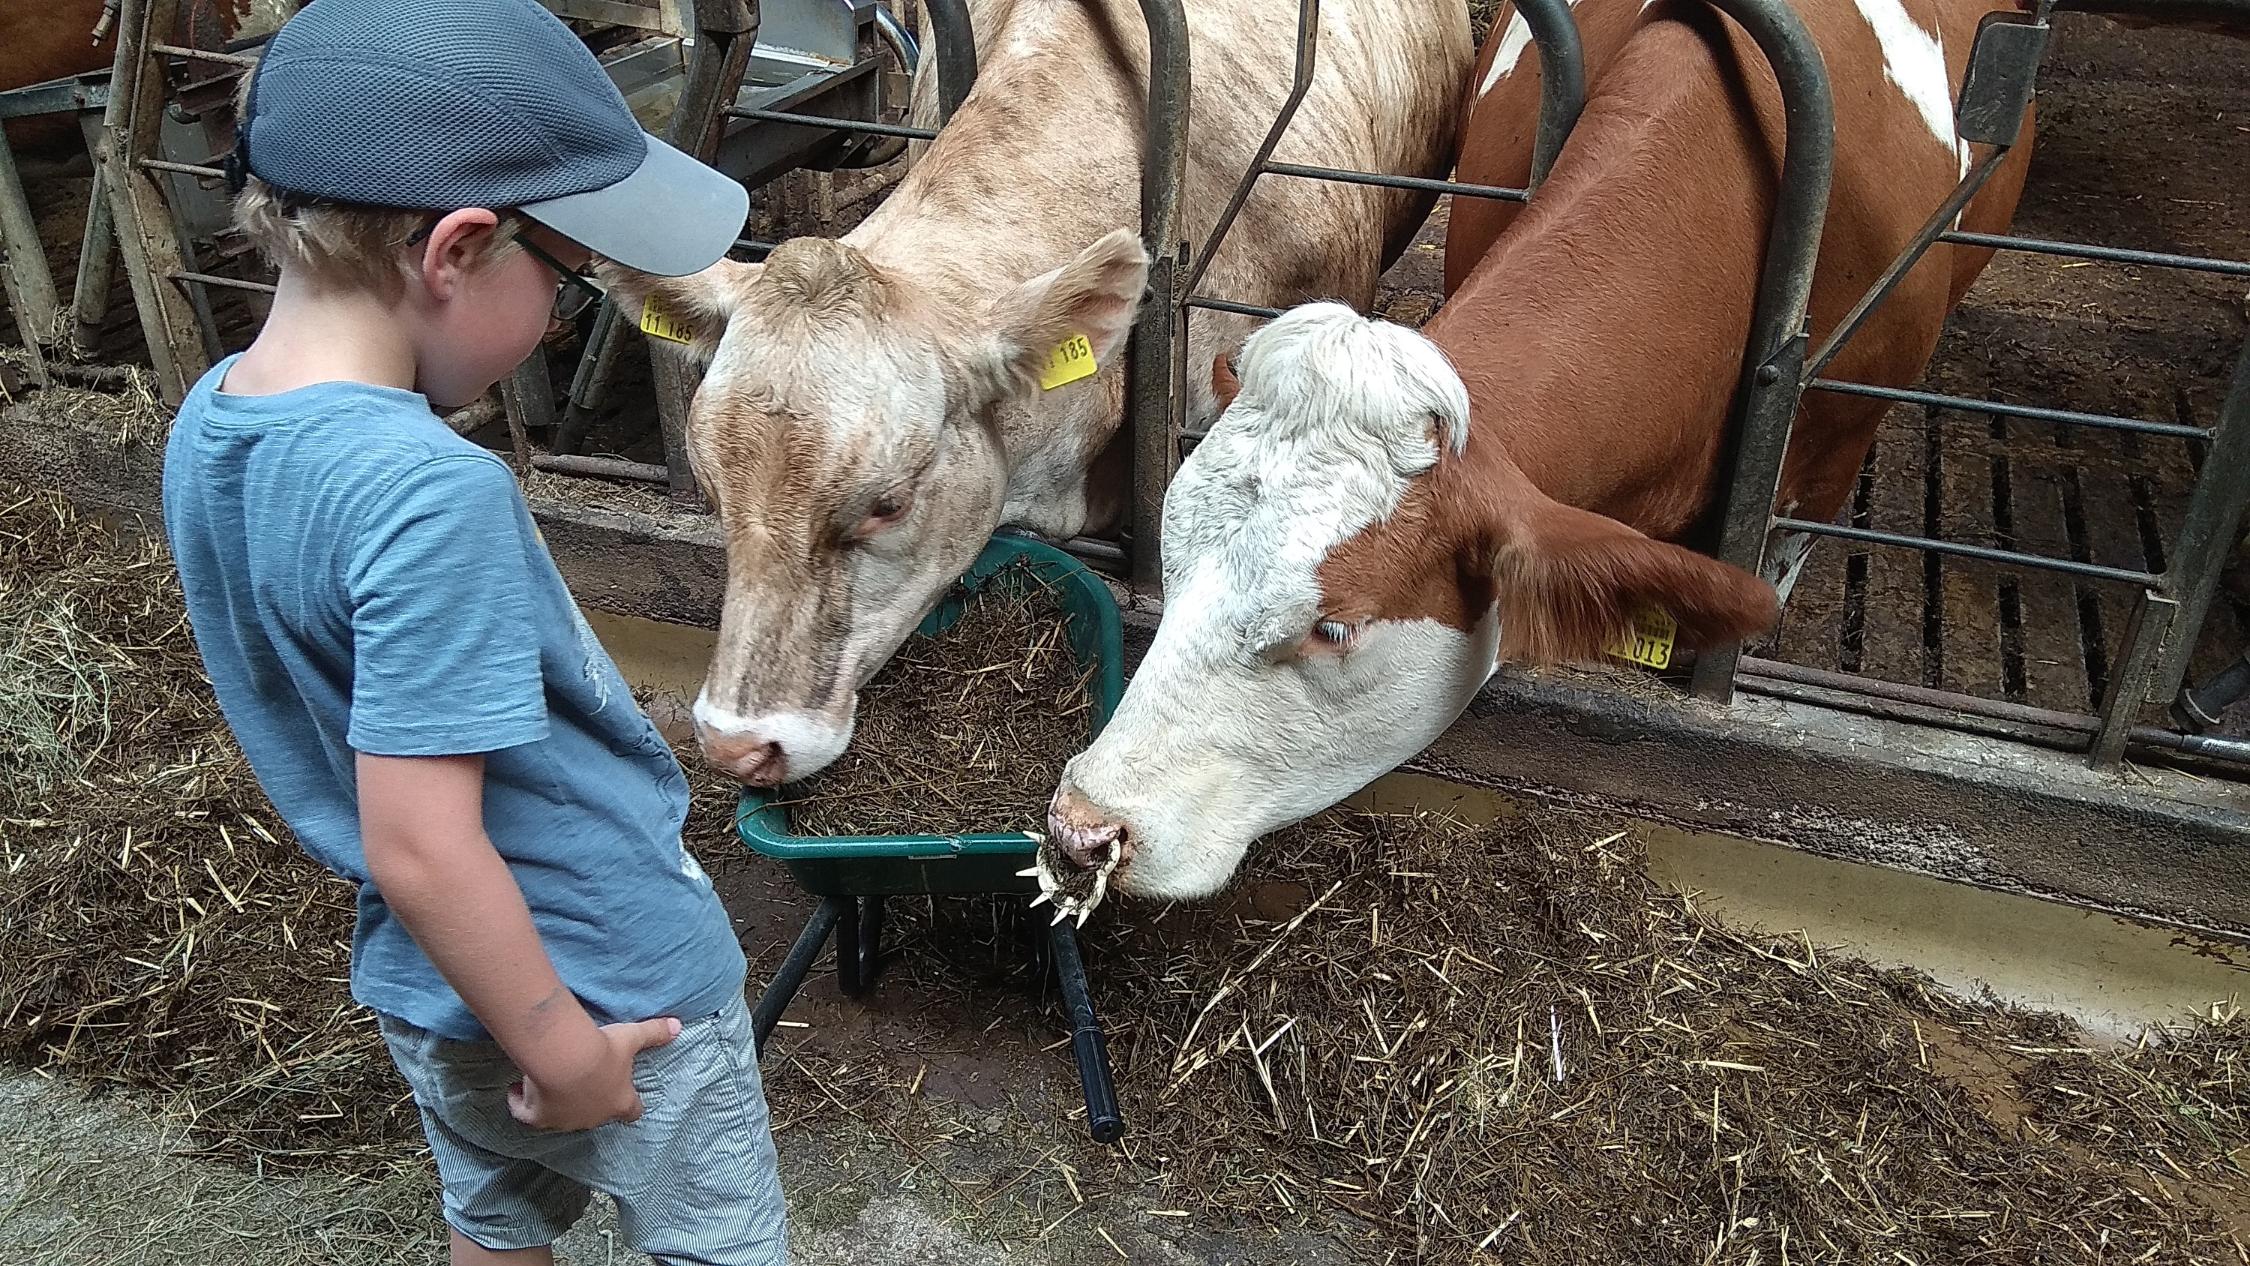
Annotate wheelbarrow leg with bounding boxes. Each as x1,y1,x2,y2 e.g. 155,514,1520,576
751,896,847,1057
1047,920,1125,1146
836,895,887,996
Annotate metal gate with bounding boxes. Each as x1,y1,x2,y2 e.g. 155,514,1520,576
1126,0,2250,777
6,0,2249,781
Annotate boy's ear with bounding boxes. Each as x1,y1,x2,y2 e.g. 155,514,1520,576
594,258,759,359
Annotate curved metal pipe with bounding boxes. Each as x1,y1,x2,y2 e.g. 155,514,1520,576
1128,0,1191,596
824,4,926,169
1507,0,1589,188
875,3,919,73
1685,0,1838,703
921,0,979,123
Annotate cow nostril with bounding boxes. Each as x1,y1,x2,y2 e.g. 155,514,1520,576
736,741,786,787
1058,820,1126,870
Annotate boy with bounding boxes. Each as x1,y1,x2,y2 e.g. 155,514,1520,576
159,1,785,1261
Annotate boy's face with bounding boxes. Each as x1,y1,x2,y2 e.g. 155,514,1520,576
410,210,590,409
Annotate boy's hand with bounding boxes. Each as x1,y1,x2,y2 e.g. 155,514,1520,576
507,1016,683,1132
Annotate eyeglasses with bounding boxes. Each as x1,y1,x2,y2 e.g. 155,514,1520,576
518,234,606,323
403,214,606,322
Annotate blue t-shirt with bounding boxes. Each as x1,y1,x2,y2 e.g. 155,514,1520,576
160,356,745,1040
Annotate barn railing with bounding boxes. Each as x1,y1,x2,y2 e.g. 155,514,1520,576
1687,0,2250,772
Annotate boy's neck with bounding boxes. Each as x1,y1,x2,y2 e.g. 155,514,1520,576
222,268,423,398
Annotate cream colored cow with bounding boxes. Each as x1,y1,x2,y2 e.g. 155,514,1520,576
610,0,1473,786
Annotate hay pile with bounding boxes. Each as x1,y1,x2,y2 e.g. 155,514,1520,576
1087,809,2250,1263
0,484,418,1172
780,565,1096,838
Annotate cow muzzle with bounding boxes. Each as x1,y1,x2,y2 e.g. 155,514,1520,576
691,692,853,788
1027,783,1137,925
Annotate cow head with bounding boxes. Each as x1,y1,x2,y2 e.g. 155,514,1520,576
603,229,1148,785
1044,303,1775,909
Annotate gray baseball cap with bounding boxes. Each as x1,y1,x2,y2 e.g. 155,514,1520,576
234,0,747,276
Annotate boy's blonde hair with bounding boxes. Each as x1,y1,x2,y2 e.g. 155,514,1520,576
231,177,522,300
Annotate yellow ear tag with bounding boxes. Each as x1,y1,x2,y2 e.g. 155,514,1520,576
640,295,695,345
1039,334,1098,390
1605,607,1679,670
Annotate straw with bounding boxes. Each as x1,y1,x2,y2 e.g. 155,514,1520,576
777,563,1096,839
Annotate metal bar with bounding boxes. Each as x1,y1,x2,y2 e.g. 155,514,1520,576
640,0,753,501
137,158,224,179
2092,591,2179,768
555,306,621,456
1806,377,2206,440
2149,340,2250,705
101,0,209,403
1773,516,2161,585
0,126,62,351
1182,0,1320,300
168,269,276,294
1048,920,1125,1146
731,237,782,256
1739,655,2099,733
147,43,259,68
499,354,557,469
1129,0,1190,599
1739,655,2250,772
1939,229,2250,279
1185,295,1283,319
725,108,937,141
70,112,119,360
921,0,978,121
1804,149,2009,380
1512,0,1589,187
1262,162,1529,204
750,896,846,1054
0,75,110,121
1735,670,2094,750
531,453,671,483
1687,0,1839,705
2138,727,2250,768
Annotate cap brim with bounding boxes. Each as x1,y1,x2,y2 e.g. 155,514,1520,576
519,133,748,276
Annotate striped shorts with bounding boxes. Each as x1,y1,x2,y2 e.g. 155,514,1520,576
378,991,787,1263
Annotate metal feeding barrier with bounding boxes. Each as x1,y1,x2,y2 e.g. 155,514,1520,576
6,4,2250,773
1674,0,2250,774
1132,0,2250,777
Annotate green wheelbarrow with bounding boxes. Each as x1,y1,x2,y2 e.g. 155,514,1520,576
737,533,1128,1146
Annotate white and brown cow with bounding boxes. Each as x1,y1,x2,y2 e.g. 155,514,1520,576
1040,0,2033,910
605,0,1472,785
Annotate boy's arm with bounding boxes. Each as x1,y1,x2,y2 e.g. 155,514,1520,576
358,750,678,1131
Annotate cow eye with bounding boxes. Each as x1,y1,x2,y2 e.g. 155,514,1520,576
856,488,914,539
1310,619,1359,651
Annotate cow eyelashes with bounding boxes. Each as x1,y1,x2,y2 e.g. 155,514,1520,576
1311,619,1359,650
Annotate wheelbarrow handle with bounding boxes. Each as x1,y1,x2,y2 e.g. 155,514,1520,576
1047,920,1125,1146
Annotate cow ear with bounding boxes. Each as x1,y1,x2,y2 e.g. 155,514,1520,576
593,258,758,358
1211,351,1243,410
1490,498,1778,665
976,228,1149,398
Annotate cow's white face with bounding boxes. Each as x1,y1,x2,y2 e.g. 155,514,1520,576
1048,305,1493,902
608,231,1148,785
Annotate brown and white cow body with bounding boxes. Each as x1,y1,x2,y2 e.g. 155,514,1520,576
610,0,1472,786
1041,0,2032,909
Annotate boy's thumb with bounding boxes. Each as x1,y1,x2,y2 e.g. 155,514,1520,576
628,1016,683,1051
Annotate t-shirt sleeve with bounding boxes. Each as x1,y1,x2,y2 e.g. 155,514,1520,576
343,455,550,756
